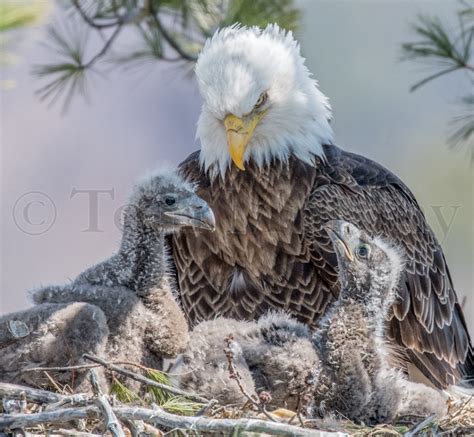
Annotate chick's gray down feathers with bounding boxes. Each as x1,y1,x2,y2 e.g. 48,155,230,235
173,312,319,410
173,318,258,405
1,169,213,390
0,303,109,391
174,221,447,423
310,220,447,424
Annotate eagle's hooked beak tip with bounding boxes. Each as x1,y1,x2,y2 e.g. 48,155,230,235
224,113,262,171
226,129,247,171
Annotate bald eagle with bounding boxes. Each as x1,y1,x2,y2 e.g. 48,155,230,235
170,24,473,389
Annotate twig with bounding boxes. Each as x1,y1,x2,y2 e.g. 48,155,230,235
20,363,98,373
83,25,123,69
20,360,154,374
405,414,436,437
41,371,63,394
223,335,277,423
83,354,208,403
47,430,102,437
71,0,121,29
89,370,125,437
148,2,197,62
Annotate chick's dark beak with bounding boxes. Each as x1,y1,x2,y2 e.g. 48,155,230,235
191,200,216,231
164,197,216,231
324,220,354,262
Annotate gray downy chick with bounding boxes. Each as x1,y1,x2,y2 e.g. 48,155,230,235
171,318,257,405
0,303,109,391
33,168,215,362
173,312,318,410
3,169,214,390
243,312,319,410
310,220,447,424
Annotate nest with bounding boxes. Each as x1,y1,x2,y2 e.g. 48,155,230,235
0,355,472,437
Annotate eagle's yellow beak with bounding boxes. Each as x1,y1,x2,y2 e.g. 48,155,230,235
224,112,265,170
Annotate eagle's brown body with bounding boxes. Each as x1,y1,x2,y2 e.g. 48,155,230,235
171,143,473,388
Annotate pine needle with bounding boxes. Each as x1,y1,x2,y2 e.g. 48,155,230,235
110,378,139,404
402,4,474,152
160,396,204,416
32,0,301,110
145,369,174,404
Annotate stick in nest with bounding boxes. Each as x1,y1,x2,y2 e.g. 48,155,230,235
89,369,125,437
223,334,277,423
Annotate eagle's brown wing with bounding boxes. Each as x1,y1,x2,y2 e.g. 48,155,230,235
305,145,473,388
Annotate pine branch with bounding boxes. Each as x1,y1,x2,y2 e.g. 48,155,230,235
402,14,474,84
449,94,474,161
148,2,198,62
402,3,474,152
33,0,300,110
71,0,120,29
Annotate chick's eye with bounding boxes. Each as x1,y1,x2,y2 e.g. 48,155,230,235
255,92,267,109
164,196,176,206
356,244,370,259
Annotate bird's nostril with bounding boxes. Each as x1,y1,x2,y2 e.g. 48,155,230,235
196,205,203,210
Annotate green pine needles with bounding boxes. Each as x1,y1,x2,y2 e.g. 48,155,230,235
402,1,474,158
33,0,299,111
110,368,204,416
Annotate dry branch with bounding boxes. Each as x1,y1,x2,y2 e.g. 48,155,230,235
0,406,99,429
404,414,436,437
114,405,321,436
89,370,125,437
44,430,102,437
0,383,64,404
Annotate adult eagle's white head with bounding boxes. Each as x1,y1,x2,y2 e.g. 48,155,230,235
195,24,334,178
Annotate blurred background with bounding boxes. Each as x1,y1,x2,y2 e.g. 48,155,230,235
1,0,472,333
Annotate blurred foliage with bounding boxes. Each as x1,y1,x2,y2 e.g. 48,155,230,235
0,1,48,32
0,1,50,66
34,0,300,110
402,1,473,160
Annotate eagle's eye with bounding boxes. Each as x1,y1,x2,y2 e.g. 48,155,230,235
164,196,176,206
255,92,268,109
356,244,370,260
